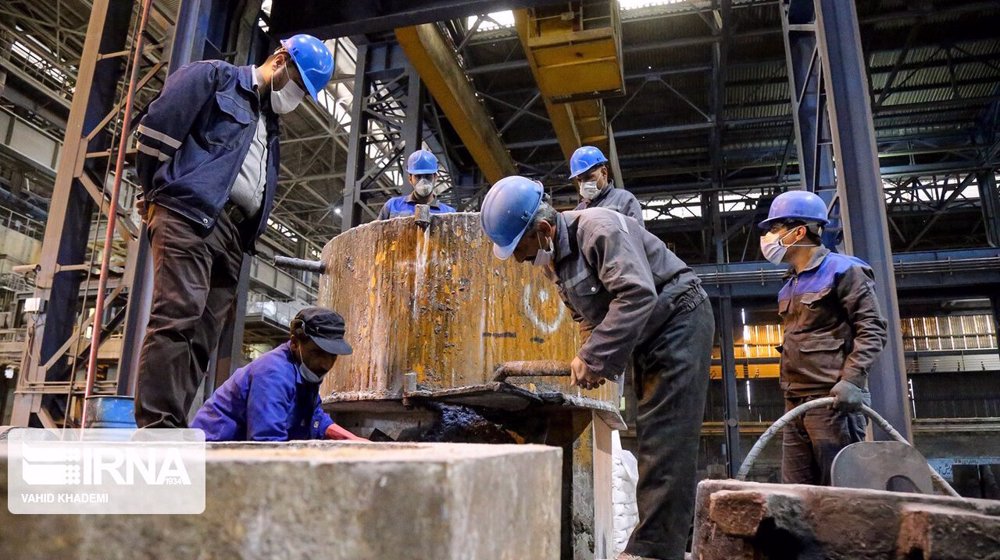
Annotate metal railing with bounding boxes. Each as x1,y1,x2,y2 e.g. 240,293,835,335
0,206,47,242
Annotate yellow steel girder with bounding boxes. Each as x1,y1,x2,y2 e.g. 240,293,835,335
396,24,517,184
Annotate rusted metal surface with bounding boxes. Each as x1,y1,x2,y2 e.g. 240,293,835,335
693,479,1000,560
318,212,616,403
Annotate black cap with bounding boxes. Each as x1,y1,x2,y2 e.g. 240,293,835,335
291,307,353,356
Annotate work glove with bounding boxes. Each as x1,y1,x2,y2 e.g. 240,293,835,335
829,379,867,412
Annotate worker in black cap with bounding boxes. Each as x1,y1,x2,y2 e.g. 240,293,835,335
191,307,365,441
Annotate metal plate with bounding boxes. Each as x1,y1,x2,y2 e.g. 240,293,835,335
322,383,627,431
405,383,543,411
831,441,934,494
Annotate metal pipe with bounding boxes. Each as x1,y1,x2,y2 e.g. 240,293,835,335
273,255,326,274
493,360,571,382
80,0,153,432
735,397,961,498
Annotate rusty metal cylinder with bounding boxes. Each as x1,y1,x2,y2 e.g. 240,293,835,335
317,212,616,402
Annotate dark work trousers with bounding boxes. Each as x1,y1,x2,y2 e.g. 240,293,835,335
625,294,714,560
781,396,868,486
135,204,244,428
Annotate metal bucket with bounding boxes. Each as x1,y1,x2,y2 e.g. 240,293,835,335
84,396,137,430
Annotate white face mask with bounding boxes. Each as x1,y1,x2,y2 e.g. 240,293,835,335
532,233,554,268
760,228,800,264
270,65,305,114
297,347,325,384
413,178,434,198
579,180,601,201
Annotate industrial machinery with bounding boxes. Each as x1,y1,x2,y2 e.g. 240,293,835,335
282,210,625,559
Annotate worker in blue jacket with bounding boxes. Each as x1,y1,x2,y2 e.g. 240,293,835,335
377,149,457,219
192,307,365,441
132,34,335,429
759,191,887,486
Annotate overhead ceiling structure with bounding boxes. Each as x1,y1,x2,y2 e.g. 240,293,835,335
2,0,999,262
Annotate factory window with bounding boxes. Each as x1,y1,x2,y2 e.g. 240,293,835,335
901,314,997,353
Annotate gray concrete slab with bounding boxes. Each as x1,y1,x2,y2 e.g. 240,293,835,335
1,440,561,560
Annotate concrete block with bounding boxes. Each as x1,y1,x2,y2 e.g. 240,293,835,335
897,504,1000,560
1,441,561,560
693,479,1000,560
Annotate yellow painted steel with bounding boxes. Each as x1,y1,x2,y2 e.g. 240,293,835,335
395,24,517,183
318,213,618,405
516,4,624,102
515,3,624,159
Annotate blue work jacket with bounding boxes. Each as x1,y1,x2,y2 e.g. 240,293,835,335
377,193,456,220
191,343,335,441
135,60,280,251
777,247,888,397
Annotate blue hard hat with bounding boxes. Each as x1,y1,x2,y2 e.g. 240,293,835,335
406,150,439,175
569,146,609,179
758,190,829,230
480,176,544,260
280,34,334,102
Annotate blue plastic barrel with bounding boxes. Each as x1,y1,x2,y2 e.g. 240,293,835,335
84,396,137,429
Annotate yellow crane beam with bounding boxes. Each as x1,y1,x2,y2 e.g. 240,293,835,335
514,3,624,160
396,24,517,184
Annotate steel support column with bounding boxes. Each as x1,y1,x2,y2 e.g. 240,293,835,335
205,0,273,392
709,0,731,263
123,0,251,397
118,0,212,396
716,290,742,477
813,0,911,441
342,45,372,230
401,63,425,154
396,24,516,184
781,0,838,244
341,42,422,229
978,170,1000,247
991,296,1000,354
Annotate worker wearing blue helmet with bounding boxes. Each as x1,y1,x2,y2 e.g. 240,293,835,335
759,191,888,487
481,176,714,560
377,149,457,220
132,34,335,429
569,146,644,226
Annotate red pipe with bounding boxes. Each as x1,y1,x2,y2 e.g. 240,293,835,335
80,0,154,432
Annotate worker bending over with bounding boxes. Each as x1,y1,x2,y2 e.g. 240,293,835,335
759,191,888,486
377,149,456,219
192,307,364,442
480,176,713,560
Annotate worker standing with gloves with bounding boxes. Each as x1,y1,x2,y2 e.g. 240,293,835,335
759,191,888,486
480,176,713,560
569,146,644,226
377,149,457,219
191,307,366,442
132,34,335,428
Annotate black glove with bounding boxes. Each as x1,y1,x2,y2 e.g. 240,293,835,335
829,379,867,412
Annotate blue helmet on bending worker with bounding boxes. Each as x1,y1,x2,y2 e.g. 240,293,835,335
480,176,545,260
